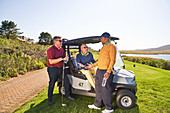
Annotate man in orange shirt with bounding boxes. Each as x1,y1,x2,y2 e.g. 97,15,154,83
87,32,116,113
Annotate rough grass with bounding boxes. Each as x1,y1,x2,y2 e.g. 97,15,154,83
125,61,170,113
14,61,170,113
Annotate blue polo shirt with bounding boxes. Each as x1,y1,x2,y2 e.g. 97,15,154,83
76,52,96,70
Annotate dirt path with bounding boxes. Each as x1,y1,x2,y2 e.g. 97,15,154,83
0,68,49,113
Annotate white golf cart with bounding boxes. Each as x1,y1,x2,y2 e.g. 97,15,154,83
58,36,137,109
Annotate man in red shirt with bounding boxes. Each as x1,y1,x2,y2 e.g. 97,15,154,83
47,36,75,105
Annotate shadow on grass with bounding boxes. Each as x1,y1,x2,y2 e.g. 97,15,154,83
24,94,139,113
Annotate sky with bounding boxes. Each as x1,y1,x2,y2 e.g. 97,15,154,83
0,0,170,50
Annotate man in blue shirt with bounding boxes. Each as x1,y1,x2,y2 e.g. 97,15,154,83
76,44,97,88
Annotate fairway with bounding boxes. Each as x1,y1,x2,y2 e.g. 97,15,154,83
14,61,170,113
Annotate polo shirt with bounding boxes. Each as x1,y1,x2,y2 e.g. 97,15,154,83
92,42,116,73
76,52,96,69
47,45,65,67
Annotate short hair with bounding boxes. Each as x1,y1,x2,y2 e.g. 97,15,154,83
81,44,86,48
53,36,61,41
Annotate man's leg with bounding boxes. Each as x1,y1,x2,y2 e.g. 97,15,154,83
63,71,71,97
101,71,114,110
47,67,58,102
80,69,95,88
58,68,71,98
94,69,103,107
89,66,98,75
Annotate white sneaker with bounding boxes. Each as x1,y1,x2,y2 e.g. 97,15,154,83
102,109,114,113
88,104,101,110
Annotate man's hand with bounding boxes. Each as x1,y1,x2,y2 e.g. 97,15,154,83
85,63,93,69
78,63,85,67
104,72,110,79
62,56,69,62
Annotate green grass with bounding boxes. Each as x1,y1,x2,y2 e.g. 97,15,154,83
14,60,170,113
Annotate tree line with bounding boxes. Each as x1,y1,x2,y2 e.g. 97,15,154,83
123,56,170,70
0,20,53,45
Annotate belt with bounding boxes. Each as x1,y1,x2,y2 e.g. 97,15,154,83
48,66,62,68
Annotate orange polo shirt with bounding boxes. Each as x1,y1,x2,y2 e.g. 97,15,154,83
92,42,116,73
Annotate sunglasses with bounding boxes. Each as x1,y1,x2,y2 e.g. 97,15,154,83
55,40,63,42
83,47,88,49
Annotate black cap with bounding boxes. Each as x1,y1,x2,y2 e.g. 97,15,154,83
100,32,110,38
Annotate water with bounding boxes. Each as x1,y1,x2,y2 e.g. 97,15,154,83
121,54,170,61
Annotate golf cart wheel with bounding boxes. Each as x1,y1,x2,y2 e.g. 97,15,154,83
115,89,136,109
59,86,65,95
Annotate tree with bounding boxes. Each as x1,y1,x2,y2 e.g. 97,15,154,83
38,32,52,45
0,20,23,39
27,38,34,43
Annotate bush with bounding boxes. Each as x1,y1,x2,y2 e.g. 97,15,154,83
8,68,18,77
36,60,46,69
0,38,9,47
0,38,49,81
123,56,170,70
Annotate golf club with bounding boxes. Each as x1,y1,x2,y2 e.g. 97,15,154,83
61,58,67,107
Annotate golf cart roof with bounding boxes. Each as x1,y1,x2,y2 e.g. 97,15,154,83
63,36,119,46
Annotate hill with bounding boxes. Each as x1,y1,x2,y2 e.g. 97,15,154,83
0,38,49,81
137,44,170,51
120,44,170,54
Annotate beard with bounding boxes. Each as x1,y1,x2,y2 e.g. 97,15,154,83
102,41,105,45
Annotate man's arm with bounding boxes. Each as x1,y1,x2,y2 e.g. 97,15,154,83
85,60,98,69
76,54,85,67
90,53,96,63
85,53,98,69
47,48,67,65
107,45,116,73
92,61,98,67
49,58,63,64
104,45,116,79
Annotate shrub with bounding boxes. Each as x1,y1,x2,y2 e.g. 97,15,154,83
36,60,45,69
123,56,170,70
0,38,9,47
7,68,18,77
0,38,49,80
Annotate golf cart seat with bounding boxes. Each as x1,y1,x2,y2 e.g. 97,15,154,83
68,57,87,80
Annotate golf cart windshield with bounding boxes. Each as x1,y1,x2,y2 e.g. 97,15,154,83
63,36,125,69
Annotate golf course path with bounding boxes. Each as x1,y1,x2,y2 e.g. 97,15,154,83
0,67,49,113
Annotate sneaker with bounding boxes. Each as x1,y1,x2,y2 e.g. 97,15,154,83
88,104,101,110
48,101,55,106
102,109,114,113
66,96,75,101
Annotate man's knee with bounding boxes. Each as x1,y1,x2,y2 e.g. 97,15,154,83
80,69,91,75
90,67,97,74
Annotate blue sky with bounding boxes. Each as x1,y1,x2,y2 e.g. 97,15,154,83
0,0,170,50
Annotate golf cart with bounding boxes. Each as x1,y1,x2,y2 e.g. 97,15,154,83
58,36,137,109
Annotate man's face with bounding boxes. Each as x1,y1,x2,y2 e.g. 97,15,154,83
101,36,108,44
54,38,63,47
81,44,88,54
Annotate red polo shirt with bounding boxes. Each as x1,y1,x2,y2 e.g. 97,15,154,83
47,45,65,67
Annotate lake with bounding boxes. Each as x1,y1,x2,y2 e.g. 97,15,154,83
121,54,170,61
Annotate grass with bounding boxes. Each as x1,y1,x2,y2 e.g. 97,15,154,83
125,61,170,113
14,60,170,113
